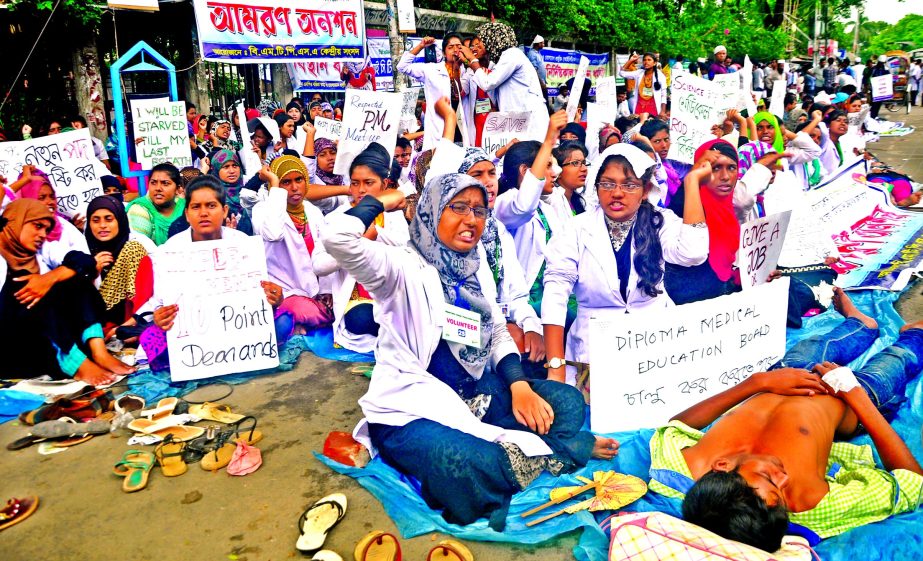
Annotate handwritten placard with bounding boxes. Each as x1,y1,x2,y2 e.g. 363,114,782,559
481,111,531,156
566,56,590,122
154,236,279,381
333,89,402,175
313,116,342,141
0,129,107,218
871,74,893,102
848,105,870,129
595,76,616,108
712,73,741,123
400,87,421,132
130,98,192,170
396,0,416,33
768,80,787,117
667,72,720,164
738,211,791,289
588,278,790,432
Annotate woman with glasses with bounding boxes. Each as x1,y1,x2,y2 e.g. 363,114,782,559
552,141,589,215
323,173,617,530
542,144,708,384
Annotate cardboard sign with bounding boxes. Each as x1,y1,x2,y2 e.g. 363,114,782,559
481,111,531,157
0,129,107,218
871,74,893,102
396,0,416,33
313,116,342,141
588,278,790,433
399,87,421,133
595,76,617,108
848,105,871,129
768,79,787,116
191,0,366,63
712,73,741,123
333,89,402,175
236,103,260,180
566,56,590,122
667,72,721,164
738,211,792,289
130,98,192,170
155,236,279,381
740,56,758,116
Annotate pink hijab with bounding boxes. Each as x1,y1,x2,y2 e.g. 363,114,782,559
16,168,63,242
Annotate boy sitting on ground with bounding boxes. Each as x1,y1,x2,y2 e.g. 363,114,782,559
648,288,923,551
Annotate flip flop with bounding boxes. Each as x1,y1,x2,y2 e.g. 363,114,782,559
200,433,236,472
113,450,155,493
138,397,179,420
353,531,401,561
154,434,187,477
296,493,348,553
126,418,204,442
230,415,262,445
426,540,474,561
0,496,39,532
53,434,94,448
113,449,152,476
188,402,244,424
6,435,45,451
114,394,146,415
313,551,343,561
30,419,110,439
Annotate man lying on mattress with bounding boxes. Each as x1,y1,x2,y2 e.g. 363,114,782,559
648,289,923,551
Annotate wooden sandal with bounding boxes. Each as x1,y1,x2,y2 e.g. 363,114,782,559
154,434,187,477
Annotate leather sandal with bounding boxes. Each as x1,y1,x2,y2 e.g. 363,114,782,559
154,434,187,477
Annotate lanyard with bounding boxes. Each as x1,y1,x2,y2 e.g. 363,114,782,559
536,207,552,243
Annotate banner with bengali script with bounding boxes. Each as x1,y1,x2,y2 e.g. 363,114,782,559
542,47,610,98
809,161,923,291
192,0,365,63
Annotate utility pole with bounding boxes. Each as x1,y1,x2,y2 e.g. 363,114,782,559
385,0,407,91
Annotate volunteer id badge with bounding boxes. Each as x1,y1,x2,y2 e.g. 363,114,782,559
442,303,481,347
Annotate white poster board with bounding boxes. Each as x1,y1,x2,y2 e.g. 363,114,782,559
334,89,402,175
155,236,280,381
594,76,617,108
871,74,893,102
396,0,416,33
588,278,790,433
738,211,792,289
313,116,342,141
481,111,531,156
768,79,787,116
236,102,260,179
400,87,421,133
667,72,721,164
130,98,193,170
712,73,741,123
566,56,590,122
0,129,107,218
740,56,758,116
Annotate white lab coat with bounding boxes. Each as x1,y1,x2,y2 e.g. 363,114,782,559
304,157,349,215
323,210,552,457
38,219,90,271
313,204,410,353
542,205,709,383
250,187,330,299
478,220,541,334
618,67,668,114
468,48,550,142
397,51,473,152
731,164,774,223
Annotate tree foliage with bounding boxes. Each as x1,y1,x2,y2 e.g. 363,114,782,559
8,0,106,28
862,15,923,59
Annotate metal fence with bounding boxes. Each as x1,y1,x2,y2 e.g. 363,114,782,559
203,62,275,118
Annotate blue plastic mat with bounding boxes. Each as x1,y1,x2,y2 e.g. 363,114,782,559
319,290,923,561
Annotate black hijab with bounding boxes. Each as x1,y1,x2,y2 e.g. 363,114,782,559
85,195,130,257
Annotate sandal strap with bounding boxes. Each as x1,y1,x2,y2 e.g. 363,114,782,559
0,499,22,521
297,499,345,530
233,415,257,440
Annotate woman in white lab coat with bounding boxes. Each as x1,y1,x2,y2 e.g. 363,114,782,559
300,122,350,215
619,53,668,116
459,22,550,142
312,143,409,353
398,33,473,151
323,174,616,530
542,144,709,384
250,155,334,341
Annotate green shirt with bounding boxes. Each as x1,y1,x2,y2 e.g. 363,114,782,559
648,420,923,539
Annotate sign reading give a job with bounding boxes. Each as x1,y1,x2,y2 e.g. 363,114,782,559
588,278,789,432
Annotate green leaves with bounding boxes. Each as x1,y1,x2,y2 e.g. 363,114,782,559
8,0,106,27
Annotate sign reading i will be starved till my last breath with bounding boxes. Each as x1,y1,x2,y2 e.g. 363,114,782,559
130,98,193,170
588,278,790,433
154,236,279,381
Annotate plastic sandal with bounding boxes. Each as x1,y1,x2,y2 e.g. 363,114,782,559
312,551,343,561
0,496,39,532
353,531,401,561
138,397,179,421
230,415,262,445
154,434,188,477
296,493,348,553
126,418,204,442
113,450,155,493
425,540,474,561
188,402,244,424
200,432,236,472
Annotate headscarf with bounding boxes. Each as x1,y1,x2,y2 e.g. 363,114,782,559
320,102,334,115
753,111,785,154
85,195,130,257
599,125,622,147
410,149,434,195
85,196,147,309
409,174,494,377
694,139,740,283
561,122,587,145
16,169,64,242
0,198,54,275
475,22,518,64
313,138,343,185
737,141,776,179
457,148,503,288
458,147,491,175
208,148,243,211
257,98,282,117
285,100,306,126
784,108,807,132
269,154,308,183
244,108,261,121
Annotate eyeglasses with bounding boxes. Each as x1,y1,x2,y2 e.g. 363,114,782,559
446,202,490,219
562,159,588,168
597,182,643,192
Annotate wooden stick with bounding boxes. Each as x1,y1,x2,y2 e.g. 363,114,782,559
525,506,570,527
520,481,597,518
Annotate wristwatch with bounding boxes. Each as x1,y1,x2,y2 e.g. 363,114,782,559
546,357,566,369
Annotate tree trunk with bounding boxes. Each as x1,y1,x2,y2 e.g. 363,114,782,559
71,39,107,141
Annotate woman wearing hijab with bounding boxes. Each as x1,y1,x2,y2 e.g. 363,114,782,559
286,100,306,127
0,199,133,383
559,122,587,145
793,119,829,189
206,148,253,235
85,195,155,331
312,143,409,353
18,173,92,271
543,144,708,385
619,53,668,117
323,174,616,530
459,22,550,142
299,122,350,214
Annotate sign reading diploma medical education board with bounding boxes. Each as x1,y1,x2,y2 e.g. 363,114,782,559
588,278,790,433
155,237,280,381
192,0,365,63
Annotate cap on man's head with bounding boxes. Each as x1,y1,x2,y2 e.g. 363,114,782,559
878,55,888,63
714,45,727,55
532,35,544,45
832,92,849,104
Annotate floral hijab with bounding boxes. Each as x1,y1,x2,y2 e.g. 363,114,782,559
475,22,518,64
208,148,243,211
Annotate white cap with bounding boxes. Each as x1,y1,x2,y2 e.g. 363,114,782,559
587,144,655,190
532,35,544,45
878,55,888,63
714,45,727,54
777,59,785,64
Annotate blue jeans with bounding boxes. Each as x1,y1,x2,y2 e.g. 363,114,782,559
778,317,923,419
